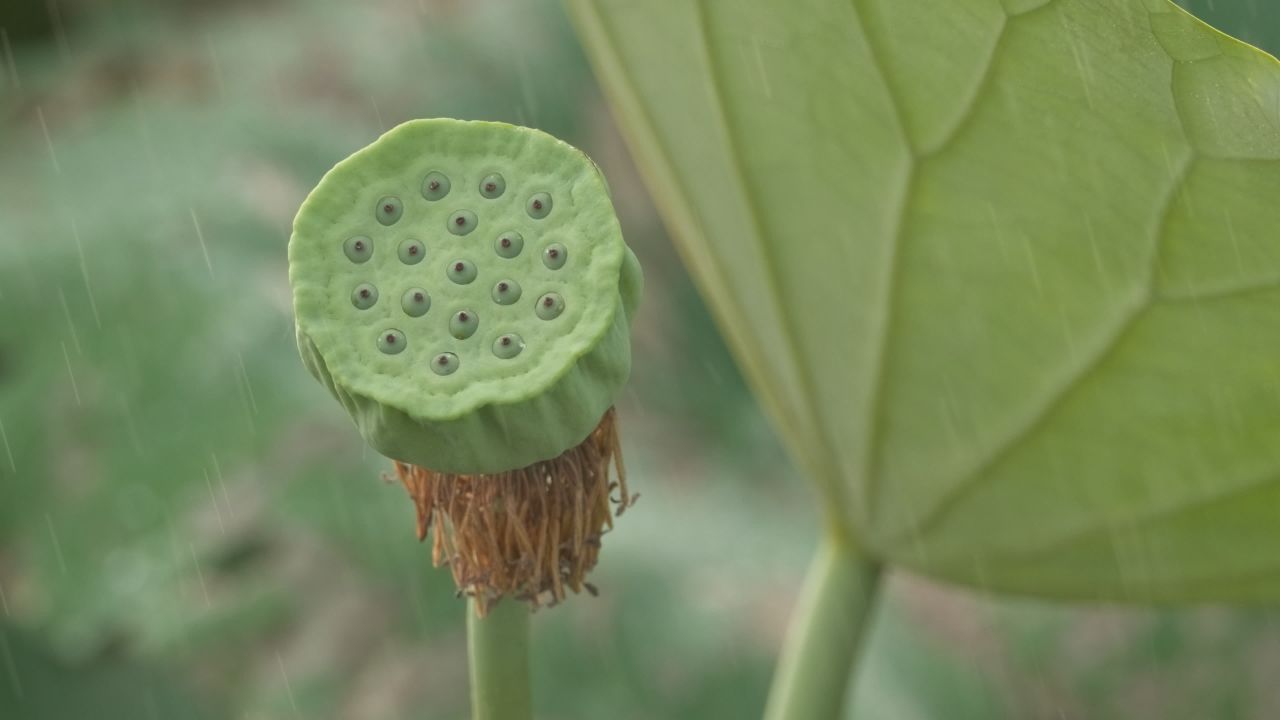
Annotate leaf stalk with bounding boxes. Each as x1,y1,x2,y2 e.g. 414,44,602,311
467,598,533,720
763,531,882,720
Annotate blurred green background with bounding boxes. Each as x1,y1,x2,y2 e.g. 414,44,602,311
0,1,1278,718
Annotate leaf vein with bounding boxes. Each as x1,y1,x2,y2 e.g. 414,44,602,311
847,0,916,525
1156,278,1280,304
692,0,852,519
975,466,1280,563
896,152,1195,545
921,10,1010,157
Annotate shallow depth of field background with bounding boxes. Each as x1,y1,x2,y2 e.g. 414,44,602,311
0,1,1277,718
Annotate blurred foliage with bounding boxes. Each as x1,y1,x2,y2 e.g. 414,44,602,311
0,0,1278,718
1178,0,1280,56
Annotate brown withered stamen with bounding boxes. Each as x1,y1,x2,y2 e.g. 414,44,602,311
393,407,633,616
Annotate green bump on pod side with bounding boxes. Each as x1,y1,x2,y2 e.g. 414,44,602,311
289,118,642,474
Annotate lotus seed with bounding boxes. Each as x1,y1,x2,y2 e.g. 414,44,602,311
422,171,451,201
398,239,426,265
543,243,568,270
527,192,552,219
492,333,525,359
431,352,459,375
450,310,479,339
344,236,373,263
378,329,406,355
351,283,379,309
495,231,524,259
491,279,522,305
535,292,565,320
479,173,506,199
376,196,403,225
448,210,478,236
402,288,431,317
447,259,478,284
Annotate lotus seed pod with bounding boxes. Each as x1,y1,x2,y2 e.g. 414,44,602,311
289,118,642,611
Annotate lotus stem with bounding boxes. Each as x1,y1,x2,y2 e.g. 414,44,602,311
763,531,882,720
467,597,533,720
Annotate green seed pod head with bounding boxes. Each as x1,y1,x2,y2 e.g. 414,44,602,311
290,119,642,474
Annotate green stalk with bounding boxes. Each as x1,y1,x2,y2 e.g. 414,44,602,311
467,599,533,720
763,532,882,720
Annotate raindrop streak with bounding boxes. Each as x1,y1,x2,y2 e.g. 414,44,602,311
212,452,233,514
0,417,14,472
515,53,540,126
1225,211,1245,278
205,469,227,535
277,652,301,716
119,393,145,458
131,80,161,183
370,96,386,133
61,341,80,406
0,631,21,699
204,33,226,97
748,37,775,100
35,106,61,174
189,544,211,607
45,514,67,575
987,203,1010,265
0,29,18,90
190,208,215,277
1067,31,1096,111
56,286,82,354
1085,217,1113,300
237,351,259,415
1058,304,1079,361
46,0,71,61
1021,233,1043,297
71,220,101,328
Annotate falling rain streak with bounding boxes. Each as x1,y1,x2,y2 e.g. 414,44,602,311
204,469,227,534
56,285,82,354
190,208,215,277
237,352,259,433
189,544,211,607
211,452,233,519
0,632,21,699
120,392,145,458
0,417,15,472
45,514,67,575
61,341,81,405
46,0,72,61
277,652,300,716
71,219,101,328
0,1,1274,717
0,29,18,89
35,106,61,174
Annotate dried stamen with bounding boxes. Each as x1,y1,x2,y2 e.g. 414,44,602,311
393,407,632,616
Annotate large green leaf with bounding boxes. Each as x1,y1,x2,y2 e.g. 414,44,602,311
568,0,1280,602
